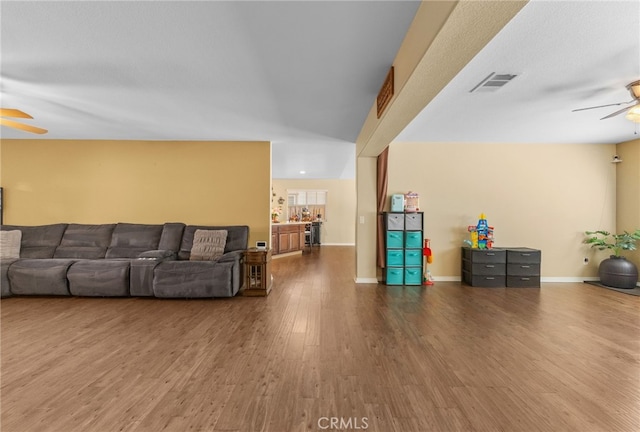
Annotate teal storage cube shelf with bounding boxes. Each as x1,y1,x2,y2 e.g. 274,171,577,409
383,211,424,287
386,249,404,267
405,231,423,249
405,249,422,266
386,267,404,285
386,231,403,249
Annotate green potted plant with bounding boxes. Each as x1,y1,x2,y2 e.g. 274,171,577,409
584,229,640,289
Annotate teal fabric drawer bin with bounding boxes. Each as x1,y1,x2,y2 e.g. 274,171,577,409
405,231,423,248
386,249,404,267
404,267,422,285
386,231,403,249
386,267,404,285
405,249,422,266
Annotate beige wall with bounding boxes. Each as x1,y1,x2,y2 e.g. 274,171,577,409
271,178,356,245
0,140,271,247
355,157,378,282
616,139,640,278
387,142,617,280
353,0,526,283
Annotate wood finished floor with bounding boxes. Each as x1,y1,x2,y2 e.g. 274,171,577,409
1,246,639,432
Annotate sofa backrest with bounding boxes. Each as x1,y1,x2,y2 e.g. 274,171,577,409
53,224,116,259
158,223,186,252
105,223,164,258
178,225,249,260
1,222,248,260
1,224,68,258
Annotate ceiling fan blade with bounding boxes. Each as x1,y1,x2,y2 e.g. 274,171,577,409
572,100,635,112
600,103,640,120
0,108,33,119
0,117,48,134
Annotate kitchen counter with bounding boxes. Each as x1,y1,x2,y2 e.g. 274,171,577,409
270,221,322,255
271,222,306,255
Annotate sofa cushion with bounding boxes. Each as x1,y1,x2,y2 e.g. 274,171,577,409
0,230,21,259
1,258,19,297
190,229,227,261
153,260,236,298
1,224,68,258
105,223,163,258
53,224,116,259
67,260,131,297
178,225,249,260
8,259,76,296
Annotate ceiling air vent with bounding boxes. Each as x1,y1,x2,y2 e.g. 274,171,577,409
470,73,518,93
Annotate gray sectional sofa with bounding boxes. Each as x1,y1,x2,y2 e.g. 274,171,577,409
0,222,248,299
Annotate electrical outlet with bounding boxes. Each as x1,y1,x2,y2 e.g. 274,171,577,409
583,257,589,265
359,216,365,224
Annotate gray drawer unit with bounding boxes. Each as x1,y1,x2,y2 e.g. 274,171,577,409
463,272,506,288
461,247,506,287
506,247,541,287
507,248,541,264
466,262,506,275
462,247,506,264
507,275,541,288
507,263,541,276
462,247,541,288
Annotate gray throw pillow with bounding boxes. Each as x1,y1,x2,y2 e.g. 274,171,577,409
0,230,22,259
190,229,228,261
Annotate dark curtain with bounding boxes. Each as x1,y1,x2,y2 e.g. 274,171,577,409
376,147,389,268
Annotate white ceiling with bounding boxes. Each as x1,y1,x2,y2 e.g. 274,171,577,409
397,0,640,145
2,1,639,180
0,0,419,179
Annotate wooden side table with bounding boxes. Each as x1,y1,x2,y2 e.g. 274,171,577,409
242,248,272,296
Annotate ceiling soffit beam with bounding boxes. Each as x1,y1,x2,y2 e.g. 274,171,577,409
356,0,528,157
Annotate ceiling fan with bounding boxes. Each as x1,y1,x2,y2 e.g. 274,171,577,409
0,108,48,134
572,80,640,122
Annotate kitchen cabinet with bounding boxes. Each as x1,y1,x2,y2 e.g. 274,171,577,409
271,223,306,255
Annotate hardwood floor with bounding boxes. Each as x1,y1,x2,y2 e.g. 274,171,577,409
2,246,639,432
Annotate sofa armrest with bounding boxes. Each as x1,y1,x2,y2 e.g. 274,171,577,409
137,249,177,260
217,250,244,264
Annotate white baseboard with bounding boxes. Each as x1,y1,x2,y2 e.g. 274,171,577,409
433,276,461,282
429,276,603,283
354,278,379,284
541,277,598,282
353,275,636,286
321,243,355,246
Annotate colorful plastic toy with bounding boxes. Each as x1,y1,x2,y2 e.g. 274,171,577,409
423,239,434,285
466,213,495,249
